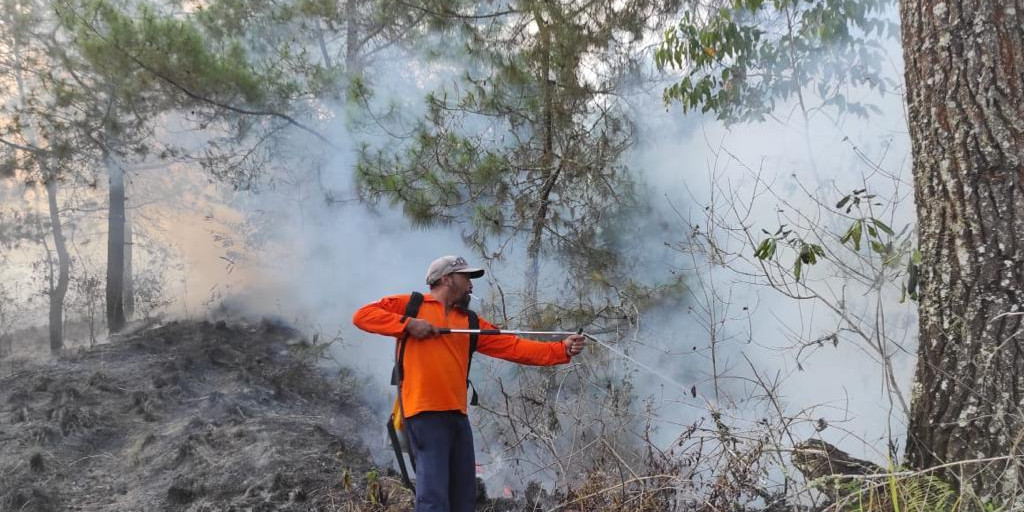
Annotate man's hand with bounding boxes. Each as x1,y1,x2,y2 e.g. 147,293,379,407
405,318,439,339
562,334,586,357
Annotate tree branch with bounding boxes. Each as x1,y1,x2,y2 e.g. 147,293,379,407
396,0,517,20
0,137,46,155
65,5,343,153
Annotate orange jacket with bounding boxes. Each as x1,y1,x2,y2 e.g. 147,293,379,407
353,293,570,418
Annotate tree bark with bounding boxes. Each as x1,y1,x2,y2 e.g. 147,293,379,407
901,0,1024,501
106,150,127,333
45,176,69,353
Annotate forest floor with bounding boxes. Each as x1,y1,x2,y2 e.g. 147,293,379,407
0,318,531,511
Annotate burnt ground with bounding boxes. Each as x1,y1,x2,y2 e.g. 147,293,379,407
0,319,526,512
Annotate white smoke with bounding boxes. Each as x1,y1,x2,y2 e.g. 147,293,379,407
0,3,919,497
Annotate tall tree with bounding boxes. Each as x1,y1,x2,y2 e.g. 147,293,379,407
357,0,681,326
900,0,1024,501
0,0,82,352
58,0,281,332
661,0,1024,503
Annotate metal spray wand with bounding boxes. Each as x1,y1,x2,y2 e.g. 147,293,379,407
438,327,692,393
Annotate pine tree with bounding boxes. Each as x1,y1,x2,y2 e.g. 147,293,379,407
357,0,682,326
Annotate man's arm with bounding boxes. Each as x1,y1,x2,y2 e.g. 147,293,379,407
352,295,410,337
352,294,439,339
474,317,583,365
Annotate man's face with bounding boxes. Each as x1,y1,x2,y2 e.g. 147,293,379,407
446,272,473,309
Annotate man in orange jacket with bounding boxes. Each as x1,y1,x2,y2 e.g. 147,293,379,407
353,255,586,512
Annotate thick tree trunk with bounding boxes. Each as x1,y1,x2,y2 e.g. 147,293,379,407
45,177,69,353
106,151,127,333
901,0,1024,501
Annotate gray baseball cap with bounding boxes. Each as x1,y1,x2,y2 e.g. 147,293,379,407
426,255,485,285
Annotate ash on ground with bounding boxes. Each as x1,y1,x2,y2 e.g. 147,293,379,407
0,318,527,511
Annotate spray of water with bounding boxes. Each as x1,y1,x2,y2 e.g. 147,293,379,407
582,333,693,394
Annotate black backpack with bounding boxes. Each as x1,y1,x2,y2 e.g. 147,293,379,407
386,291,479,491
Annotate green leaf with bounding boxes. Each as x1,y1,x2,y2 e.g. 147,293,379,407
754,237,777,260
754,239,768,259
871,218,895,236
840,220,863,251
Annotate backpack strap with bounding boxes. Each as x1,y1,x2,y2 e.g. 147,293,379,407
466,310,479,406
389,291,424,491
391,291,424,385
400,291,425,324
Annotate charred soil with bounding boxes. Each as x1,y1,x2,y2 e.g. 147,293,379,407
0,319,424,511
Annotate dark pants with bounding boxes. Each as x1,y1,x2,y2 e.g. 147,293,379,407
405,411,476,512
